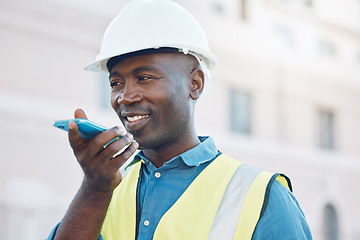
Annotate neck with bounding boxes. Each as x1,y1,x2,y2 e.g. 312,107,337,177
142,132,200,168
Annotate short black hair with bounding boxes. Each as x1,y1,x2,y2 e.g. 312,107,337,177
106,47,180,72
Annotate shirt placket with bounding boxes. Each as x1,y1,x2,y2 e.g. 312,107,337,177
137,166,163,239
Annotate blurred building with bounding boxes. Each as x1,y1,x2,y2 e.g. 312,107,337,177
0,0,359,239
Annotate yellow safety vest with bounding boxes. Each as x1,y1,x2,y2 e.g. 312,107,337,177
101,154,291,239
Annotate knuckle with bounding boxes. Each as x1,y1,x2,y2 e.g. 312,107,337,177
110,126,124,136
92,137,104,147
121,148,133,160
105,143,119,154
111,156,127,169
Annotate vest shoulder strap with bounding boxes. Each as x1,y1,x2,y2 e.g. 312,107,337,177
233,172,292,240
209,162,292,240
101,161,141,239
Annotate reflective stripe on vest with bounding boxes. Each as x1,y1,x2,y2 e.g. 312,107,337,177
101,154,291,240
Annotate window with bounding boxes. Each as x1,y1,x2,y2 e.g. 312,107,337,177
230,89,252,134
318,40,336,57
301,0,313,7
213,2,225,14
317,109,335,150
324,204,339,240
240,0,248,21
273,24,294,47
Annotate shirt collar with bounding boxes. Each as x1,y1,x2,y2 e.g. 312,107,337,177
126,136,218,169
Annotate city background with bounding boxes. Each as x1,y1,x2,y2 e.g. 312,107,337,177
0,0,360,239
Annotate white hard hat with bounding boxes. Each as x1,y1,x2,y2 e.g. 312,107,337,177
84,0,217,74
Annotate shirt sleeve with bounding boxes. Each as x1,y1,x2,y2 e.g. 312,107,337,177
251,180,313,240
45,222,104,240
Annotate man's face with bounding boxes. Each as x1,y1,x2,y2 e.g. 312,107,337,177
109,53,195,150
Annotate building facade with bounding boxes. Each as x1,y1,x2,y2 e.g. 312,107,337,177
0,0,359,239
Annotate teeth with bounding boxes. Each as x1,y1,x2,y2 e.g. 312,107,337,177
127,115,149,122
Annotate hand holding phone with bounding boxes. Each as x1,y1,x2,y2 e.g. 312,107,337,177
53,118,127,146
54,109,139,195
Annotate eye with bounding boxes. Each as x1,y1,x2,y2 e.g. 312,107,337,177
110,80,124,89
138,75,153,81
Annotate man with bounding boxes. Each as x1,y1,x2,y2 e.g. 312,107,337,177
48,0,312,239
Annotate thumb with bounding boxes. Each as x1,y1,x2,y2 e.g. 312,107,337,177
74,108,88,119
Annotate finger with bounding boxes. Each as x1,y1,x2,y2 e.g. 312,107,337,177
109,140,139,169
68,121,83,151
74,108,88,119
87,126,126,156
99,132,134,159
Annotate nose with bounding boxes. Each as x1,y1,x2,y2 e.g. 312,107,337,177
117,81,142,105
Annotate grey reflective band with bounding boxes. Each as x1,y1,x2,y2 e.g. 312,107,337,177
208,164,261,240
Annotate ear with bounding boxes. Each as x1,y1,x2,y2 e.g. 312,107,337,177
189,68,205,100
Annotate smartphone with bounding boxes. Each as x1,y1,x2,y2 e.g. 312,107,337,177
53,118,109,140
54,119,135,150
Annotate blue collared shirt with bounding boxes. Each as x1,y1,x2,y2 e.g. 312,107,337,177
46,136,312,239
134,136,219,239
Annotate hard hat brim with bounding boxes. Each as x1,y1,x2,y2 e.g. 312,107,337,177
84,45,217,73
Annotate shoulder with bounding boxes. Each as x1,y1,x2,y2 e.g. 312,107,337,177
252,180,313,239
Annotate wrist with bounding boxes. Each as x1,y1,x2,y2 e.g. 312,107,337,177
80,179,114,203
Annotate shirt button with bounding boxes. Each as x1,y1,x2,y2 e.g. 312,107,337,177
144,220,150,226
155,172,161,178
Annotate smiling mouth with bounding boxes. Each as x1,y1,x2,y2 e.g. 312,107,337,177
126,115,150,123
